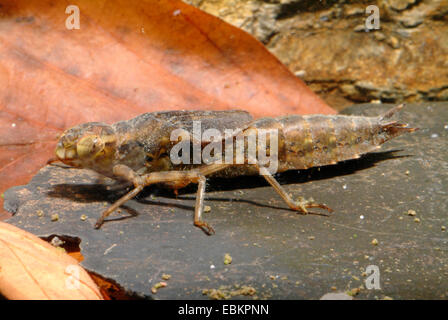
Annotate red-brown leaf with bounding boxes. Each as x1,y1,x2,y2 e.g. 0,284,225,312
0,221,103,299
0,0,335,218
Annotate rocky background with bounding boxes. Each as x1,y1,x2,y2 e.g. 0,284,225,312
184,0,448,111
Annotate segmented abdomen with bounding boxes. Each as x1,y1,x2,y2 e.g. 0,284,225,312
249,106,415,172
280,115,376,170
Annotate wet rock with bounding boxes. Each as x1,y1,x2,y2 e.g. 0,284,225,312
4,103,448,299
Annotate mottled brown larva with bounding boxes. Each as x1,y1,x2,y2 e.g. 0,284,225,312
53,105,417,235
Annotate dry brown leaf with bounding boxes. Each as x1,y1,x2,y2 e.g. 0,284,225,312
0,0,335,219
0,221,103,299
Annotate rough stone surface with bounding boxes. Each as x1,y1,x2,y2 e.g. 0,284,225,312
184,0,448,110
4,103,448,299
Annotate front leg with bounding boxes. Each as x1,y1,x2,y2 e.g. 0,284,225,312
94,164,231,232
94,184,144,229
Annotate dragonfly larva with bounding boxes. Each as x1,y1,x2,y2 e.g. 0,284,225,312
53,105,417,235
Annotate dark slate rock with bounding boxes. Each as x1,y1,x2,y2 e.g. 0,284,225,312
5,103,448,299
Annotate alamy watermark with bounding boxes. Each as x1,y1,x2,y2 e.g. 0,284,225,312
65,4,381,31
365,265,381,290
365,5,380,30
65,5,80,30
65,264,81,290
169,121,279,175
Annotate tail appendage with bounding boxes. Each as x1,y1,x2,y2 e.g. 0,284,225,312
379,104,419,141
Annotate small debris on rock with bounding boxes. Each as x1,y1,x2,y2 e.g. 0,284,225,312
202,285,256,300
151,281,167,294
50,236,64,247
224,253,232,265
371,238,379,246
162,274,171,280
346,287,361,297
51,214,59,221
407,209,417,216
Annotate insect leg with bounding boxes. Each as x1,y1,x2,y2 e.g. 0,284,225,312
46,158,71,168
95,163,231,231
94,185,144,229
257,166,333,215
94,164,148,229
193,175,215,235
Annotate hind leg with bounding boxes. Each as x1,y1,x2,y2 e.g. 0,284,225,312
258,166,333,215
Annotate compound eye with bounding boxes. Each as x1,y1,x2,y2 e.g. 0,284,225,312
146,153,154,162
77,135,103,158
60,134,74,149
